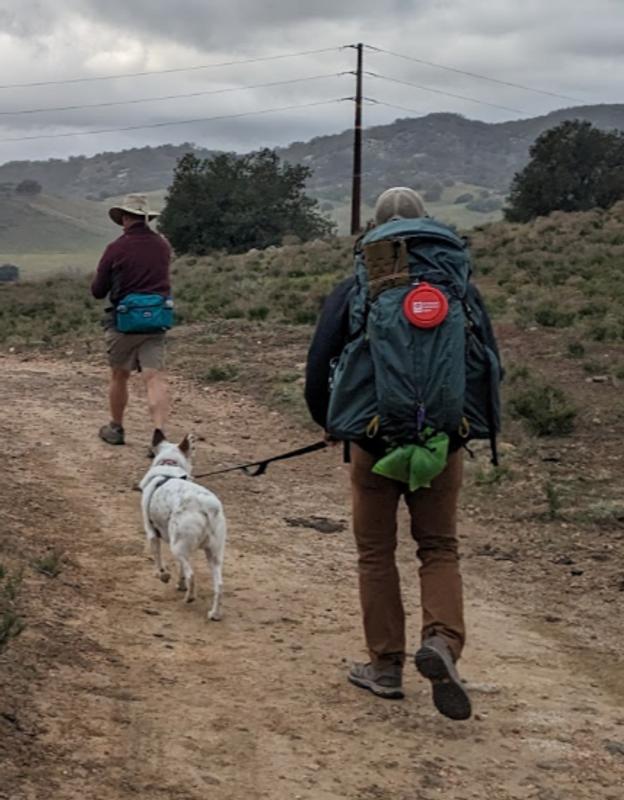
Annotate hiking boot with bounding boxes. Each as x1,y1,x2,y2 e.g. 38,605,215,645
98,422,125,446
415,635,472,721
348,662,404,700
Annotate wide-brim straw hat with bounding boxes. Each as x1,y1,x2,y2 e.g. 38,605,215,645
109,193,159,225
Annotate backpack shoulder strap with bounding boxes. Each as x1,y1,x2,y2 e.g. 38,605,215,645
466,283,503,371
465,283,502,465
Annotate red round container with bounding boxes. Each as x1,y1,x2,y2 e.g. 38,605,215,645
403,283,449,329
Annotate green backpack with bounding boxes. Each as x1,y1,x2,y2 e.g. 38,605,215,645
326,217,501,462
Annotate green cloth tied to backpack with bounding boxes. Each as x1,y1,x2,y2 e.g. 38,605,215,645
372,430,450,491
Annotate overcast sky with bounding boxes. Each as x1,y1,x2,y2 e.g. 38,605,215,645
0,0,622,163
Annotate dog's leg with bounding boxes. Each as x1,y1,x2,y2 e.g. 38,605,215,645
176,562,187,593
206,551,223,621
176,555,195,603
142,494,170,584
149,534,170,584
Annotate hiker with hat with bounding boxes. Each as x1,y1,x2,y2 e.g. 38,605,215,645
305,187,502,720
91,193,173,448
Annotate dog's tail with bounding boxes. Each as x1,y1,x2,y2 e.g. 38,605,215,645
211,506,227,547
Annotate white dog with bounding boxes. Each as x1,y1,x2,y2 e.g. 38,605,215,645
139,431,226,621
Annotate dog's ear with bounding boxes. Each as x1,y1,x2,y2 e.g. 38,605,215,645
152,428,167,450
179,434,193,455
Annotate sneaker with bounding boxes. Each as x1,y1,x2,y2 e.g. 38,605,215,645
415,635,472,721
98,422,125,446
348,661,404,700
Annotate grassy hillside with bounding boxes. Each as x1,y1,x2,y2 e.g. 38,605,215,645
0,192,114,280
0,193,159,279
0,194,111,253
0,181,501,256
2,202,623,346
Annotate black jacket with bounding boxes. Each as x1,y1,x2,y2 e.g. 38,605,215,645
305,276,355,430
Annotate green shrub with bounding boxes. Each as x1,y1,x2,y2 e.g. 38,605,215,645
567,341,585,358
277,370,301,384
507,364,530,384
202,365,239,382
578,301,607,318
0,566,24,651
475,465,512,486
33,549,63,578
534,305,575,328
587,322,619,342
224,308,244,320
508,382,577,436
544,482,562,520
582,360,603,375
248,306,270,321
290,309,318,325
484,294,508,318
578,500,624,527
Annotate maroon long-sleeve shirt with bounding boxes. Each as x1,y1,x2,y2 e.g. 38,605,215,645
91,222,172,305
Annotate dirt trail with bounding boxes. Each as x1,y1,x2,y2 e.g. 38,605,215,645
1,355,623,800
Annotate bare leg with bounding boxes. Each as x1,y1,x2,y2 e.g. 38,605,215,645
142,369,169,431
109,368,130,426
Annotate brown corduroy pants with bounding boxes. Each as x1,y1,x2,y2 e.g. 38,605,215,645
350,444,465,667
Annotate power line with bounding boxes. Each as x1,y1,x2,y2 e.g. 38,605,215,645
363,98,427,118
364,98,429,118
0,97,351,143
366,45,583,104
0,73,348,117
366,71,527,114
0,46,347,91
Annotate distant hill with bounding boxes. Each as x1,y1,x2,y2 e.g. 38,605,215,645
278,104,624,203
1,105,623,208
0,144,213,202
0,194,111,252
0,193,116,278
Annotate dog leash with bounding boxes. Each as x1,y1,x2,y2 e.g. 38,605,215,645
192,440,328,480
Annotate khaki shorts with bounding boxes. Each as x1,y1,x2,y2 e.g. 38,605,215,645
105,330,166,373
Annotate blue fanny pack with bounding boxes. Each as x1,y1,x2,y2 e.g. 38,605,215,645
115,293,174,334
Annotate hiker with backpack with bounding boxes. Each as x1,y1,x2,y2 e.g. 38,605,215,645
305,187,502,720
91,194,174,449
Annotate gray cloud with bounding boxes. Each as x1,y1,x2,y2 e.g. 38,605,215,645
76,0,437,48
0,0,622,163
0,1,57,37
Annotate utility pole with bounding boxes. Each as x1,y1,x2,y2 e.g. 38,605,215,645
350,42,363,235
